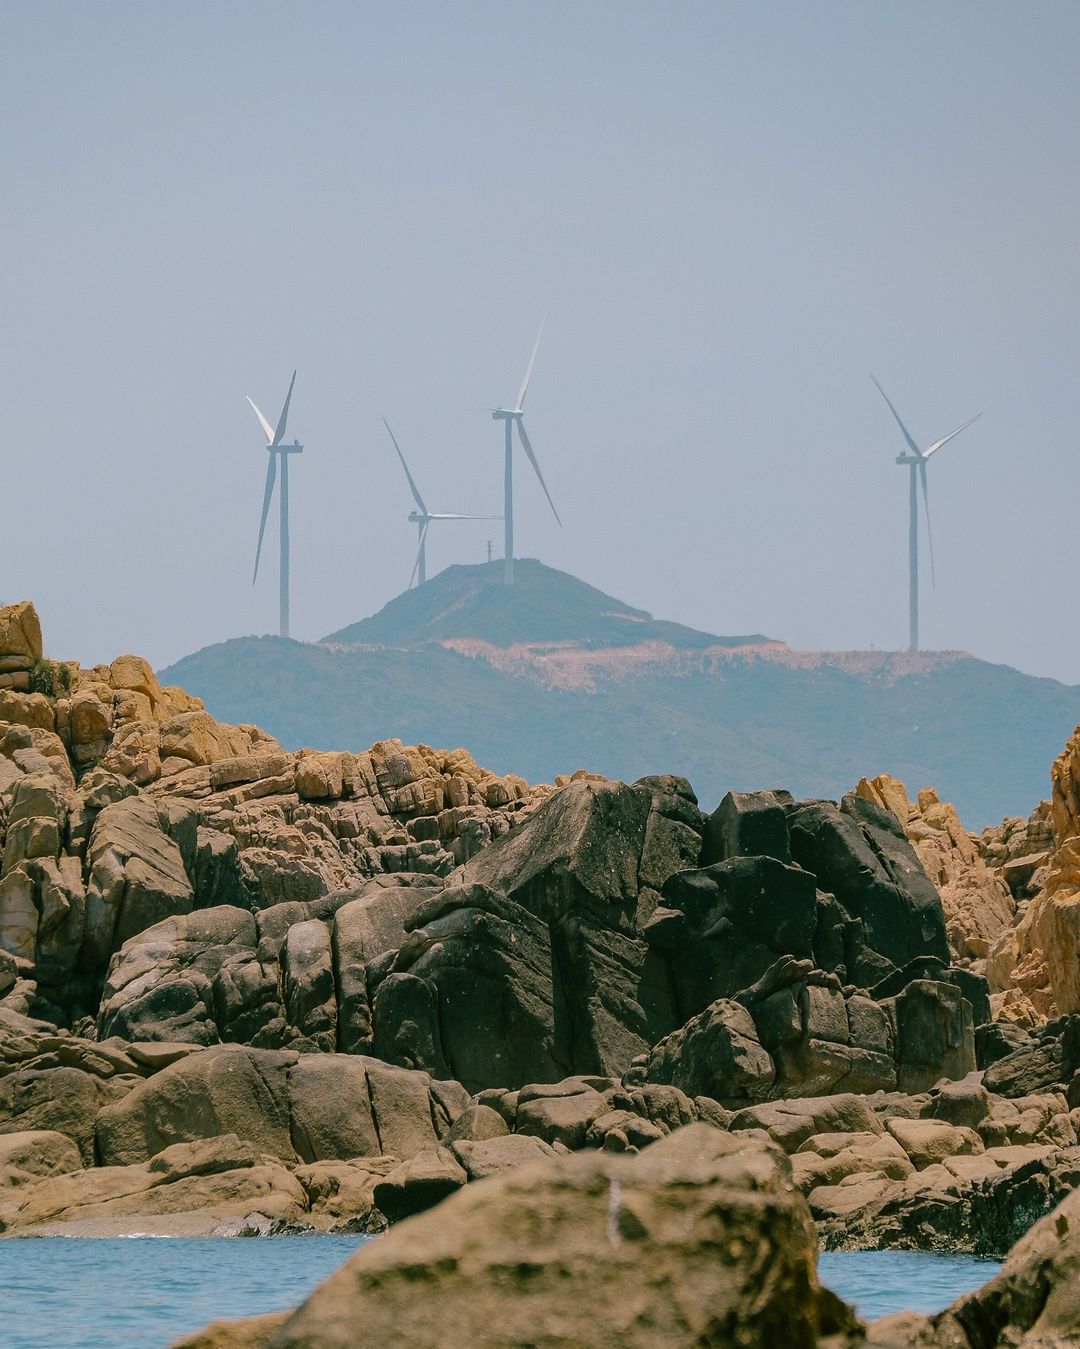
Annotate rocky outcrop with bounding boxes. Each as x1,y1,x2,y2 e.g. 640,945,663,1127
643,958,976,1106
0,599,1035,1265
868,1181,1080,1346
0,602,552,1033
173,1125,858,1349
973,724,1080,1021
856,775,1016,967
93,1043,469,1168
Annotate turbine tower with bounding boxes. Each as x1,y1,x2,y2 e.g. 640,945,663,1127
246,371,303,638
490,323,561,585
872,375,980,653
382,419,499,587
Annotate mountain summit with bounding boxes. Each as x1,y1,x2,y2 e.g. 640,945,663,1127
322,558,774,652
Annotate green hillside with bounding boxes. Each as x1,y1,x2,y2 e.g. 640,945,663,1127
162,563,1080,828
322,558,771,650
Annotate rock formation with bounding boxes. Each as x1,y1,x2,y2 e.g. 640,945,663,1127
173,1126,859,1349
9,597,1080,1348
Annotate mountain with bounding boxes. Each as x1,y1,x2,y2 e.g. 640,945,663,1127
161,560,1080,826
323,558,773,651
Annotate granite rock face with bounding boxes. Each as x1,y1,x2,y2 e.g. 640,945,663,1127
0,599,1035,1269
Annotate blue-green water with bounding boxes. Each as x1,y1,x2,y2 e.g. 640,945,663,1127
0,1235,370,1348
818,1250,1003,1322
0,1238,1002,1347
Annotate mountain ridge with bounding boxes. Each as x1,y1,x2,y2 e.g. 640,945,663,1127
161,560,1080,827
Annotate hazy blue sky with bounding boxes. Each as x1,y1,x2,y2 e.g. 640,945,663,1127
4,3,1078,680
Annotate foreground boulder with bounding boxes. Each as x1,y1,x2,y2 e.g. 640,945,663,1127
172,1125,857,1348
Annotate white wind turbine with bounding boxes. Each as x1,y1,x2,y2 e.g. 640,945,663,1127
489,323,561,585
382,419,499,587
872,375,981,653
246,371,303,638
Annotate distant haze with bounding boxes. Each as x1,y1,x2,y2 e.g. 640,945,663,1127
4,3,1078,683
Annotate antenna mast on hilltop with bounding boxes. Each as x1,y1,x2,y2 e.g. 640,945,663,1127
871,375,980,653
246,371,303,638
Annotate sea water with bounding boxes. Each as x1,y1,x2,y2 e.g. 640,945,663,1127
0,1235,370,1349
0,1237,1002,1348
818,1249,1003,1322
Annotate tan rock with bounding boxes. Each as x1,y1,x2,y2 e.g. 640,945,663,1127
886,1116,984,1170
9,1135,306,1235
100,720,162,785
108,654,162,704
0,602,43,662
0,692,55,731
0,1129,82,1186
191,1127,843,1349
295,752,348,801
857,773,1014,964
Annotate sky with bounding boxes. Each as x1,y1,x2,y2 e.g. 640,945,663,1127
3,2,1079,681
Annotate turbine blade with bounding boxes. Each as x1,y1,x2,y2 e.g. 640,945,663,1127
919,460,936,589
382,418,428,514
409,519,430,588
923,412,982,458
514,319,545,413
870,374,920,457
252,453,277,584
272,370,296,447
516,419,562,526
245,396,275,445
428,513,502,520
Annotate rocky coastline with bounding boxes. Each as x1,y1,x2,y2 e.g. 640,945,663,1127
5,598,1080,1345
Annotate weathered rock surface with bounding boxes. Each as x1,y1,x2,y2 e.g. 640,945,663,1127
867,1182,1080,1346
3,599,1056,1283
1,1134,306,1237
173,1126,856,1349
856,774,1016,965
93,1043,467,1168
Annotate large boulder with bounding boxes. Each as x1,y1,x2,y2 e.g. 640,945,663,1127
82,796,195,977
380,780,701,1088
0,602,43,664
4,1134,306,1237
647,998,776,1107
192,1126,853,1349
93,1043,467,1168
95,1046,297,1165
788,795,949,979
96,908,278,1046
650,856,819,1011
0,1064,135,1164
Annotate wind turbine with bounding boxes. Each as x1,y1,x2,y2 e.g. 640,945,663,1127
246,371,303,638
382,419,499,587
871,375,980,653
489,323,561,585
